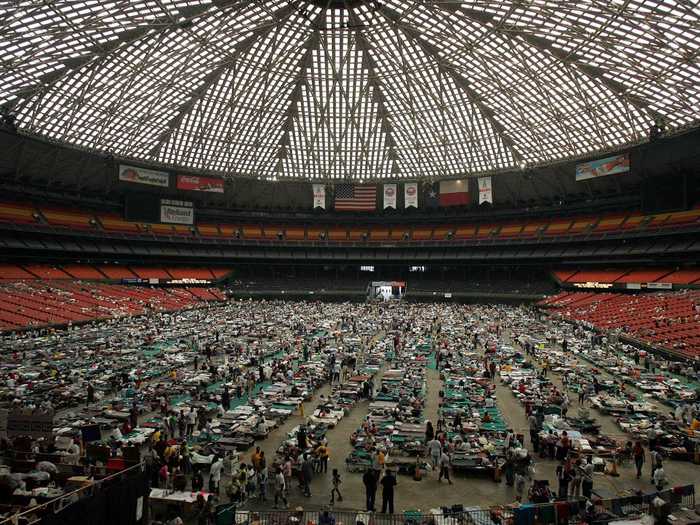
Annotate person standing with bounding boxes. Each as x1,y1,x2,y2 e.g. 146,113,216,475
363,468,378,511
86,382,95,406
581,460,594,499
438,448,452,485
273,467,288,508
425,421,434,443
633,441,645,479
427,437,441,470
209,456,224,494
301,454,313,497
380,469,397,514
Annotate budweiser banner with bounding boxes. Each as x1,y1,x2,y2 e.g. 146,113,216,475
119,164,169,187
160,199,193,225
576,153,630,181
478,176,493,204
312,184,326,209
176,174,224,193
404,182,418,208
383,184,397,209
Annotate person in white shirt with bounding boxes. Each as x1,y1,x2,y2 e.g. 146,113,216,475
653,465,666,490
209,456,224,493
427,438,441,470
438,450,452,485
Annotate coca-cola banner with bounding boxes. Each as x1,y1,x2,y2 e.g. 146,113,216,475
176,174,224,193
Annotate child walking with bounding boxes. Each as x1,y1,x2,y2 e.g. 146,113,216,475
330,468,343,504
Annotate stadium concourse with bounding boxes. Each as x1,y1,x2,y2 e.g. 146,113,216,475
1,298,700,525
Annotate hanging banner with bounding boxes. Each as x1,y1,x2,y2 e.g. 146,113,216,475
160,199,193,225
176,175,224,193
404,182,418,208
383,184,397,209
576,153,630,181
312,184,326,209
119,165,169,187
478,176,493,204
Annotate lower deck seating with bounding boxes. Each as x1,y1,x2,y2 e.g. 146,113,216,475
0,281,224,332
539,290,700,358
556,268,700,285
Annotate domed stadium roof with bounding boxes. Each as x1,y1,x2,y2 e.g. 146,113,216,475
1,1,698,181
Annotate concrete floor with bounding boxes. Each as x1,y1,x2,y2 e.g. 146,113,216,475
208,324,700,515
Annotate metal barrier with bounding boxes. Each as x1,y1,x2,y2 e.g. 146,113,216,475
0,462,146,525
216,485,695,525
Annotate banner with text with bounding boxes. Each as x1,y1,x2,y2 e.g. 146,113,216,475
576,153,630,182
119,165,169,187
160,199,194,225
404,182,418,208
176,174,224,193
383,184,397,209
312,184,326,209
478,176,493,204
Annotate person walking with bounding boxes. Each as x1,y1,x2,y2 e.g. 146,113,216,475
380,469,397,514
438,448,452,484
363,468,378,511
633,441,645,479
330,468,343,504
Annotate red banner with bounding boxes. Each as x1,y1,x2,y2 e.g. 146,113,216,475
176,175,224,193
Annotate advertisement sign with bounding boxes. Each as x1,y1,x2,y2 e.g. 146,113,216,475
383,184,397,209
119,165,169,187
647,282,672,290
312,184,326,209
576,153,630,181
404,182,418,208
160,199,194,225
176,174,224,193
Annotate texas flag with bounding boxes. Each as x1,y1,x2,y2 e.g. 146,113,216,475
439,179,470,207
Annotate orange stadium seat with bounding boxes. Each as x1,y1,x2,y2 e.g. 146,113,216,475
97,265,138,279
98,213,139,233
0,202,38,224
328,227,347,241
23,265,72,279
285,227,305,240
242,225,263,239
411,227,433,240
129,267,172,279
370,228,389,241
197,224,221,237
62,264,106,280
0,264,36,281
41,207,95,230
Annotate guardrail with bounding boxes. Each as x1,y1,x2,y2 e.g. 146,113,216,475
0,462,145,525
211,484,694,525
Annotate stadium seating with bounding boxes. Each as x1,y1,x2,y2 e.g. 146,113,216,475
554,268,700,285
540,290,700,358
0,280,224,332
1,200,699,244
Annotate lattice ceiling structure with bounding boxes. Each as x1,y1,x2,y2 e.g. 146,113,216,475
1,1,698,181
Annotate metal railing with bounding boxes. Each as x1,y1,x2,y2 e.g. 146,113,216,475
214,485,694,525
0,462,145,525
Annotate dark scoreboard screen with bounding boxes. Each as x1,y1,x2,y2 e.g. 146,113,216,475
124,193,160,223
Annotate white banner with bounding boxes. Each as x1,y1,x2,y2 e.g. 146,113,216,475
404,182,418,208
119,164,169,187
383,184,397,209
647,282,672,290
160,199,193,225
478,176,493,204
312,184,326,209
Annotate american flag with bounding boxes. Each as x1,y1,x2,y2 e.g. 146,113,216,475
334,184,377,211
